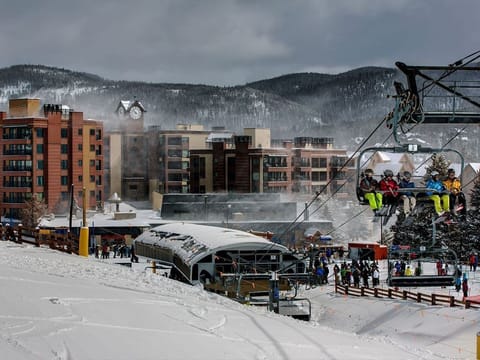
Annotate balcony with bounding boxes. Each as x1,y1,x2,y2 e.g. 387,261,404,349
3,149,33,156
3,166,33,172
330,157,349,168
3,181,32,188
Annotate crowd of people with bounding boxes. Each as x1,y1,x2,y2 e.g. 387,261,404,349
360,167,467,220
92,242,138,262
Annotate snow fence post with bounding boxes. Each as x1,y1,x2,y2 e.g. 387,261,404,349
477,332,480,360
79,187,89,257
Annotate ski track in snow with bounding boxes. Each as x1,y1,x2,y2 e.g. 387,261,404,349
1,242,478,359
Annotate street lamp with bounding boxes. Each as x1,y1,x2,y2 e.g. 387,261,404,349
204,195,208,221
226,204,231,227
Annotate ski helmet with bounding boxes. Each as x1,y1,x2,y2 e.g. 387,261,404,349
403,171,411,179
384,169,394,177
364,169,374,176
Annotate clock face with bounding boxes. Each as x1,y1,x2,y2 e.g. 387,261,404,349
129,105,142,120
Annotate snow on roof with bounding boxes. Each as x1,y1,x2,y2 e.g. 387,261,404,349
136,222,289,265
373,163,403,176
37,203,163,229
120,100,131,109
468,163,480,173
377,151,391,162
207,132,234,141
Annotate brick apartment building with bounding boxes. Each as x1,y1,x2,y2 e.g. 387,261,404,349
0,98,104,221
190,128,351,196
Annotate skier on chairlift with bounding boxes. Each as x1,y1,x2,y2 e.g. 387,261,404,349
399,171,416,217
379,169,399,216
359,169,382,215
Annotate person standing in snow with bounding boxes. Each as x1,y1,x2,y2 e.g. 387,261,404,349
462,274,469,299
130,243,139,263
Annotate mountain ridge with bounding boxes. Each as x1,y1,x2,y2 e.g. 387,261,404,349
0,64,403,146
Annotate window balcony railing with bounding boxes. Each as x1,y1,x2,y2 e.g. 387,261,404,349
3,150,33,156
3,166,33,172
3,182,32,188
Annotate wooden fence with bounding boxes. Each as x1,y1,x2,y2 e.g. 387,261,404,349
335,283,480,310
1,225,79,255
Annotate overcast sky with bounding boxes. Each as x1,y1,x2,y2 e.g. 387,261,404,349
1,0,478,85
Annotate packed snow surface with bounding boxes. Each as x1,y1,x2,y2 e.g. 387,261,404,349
0,241,478,359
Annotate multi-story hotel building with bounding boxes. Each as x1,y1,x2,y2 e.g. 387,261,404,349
190,128,350,196
146,124,232,194
0,98,104,221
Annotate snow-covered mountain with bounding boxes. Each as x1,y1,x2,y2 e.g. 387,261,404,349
0,64,479,160
0,65,399,142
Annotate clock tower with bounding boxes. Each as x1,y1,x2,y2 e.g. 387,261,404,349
116,100,146,133
109,99,148,201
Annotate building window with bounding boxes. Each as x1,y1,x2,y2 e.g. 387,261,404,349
312,158,327,168
78,144,83,151
78,160,83,166
90,159,95,167
90,144,95,152
61,128,68,138
36,128,45,138
78,175,83,182
61,144,68,154
312,171,328,181
90,190,95,198
90,129,95,136
61,160,68,169
200,158,205,179
37,176,44,186
61,176,68,185
78,129,83,136
36,144,44,154
90,175,95,183
37,160,44,170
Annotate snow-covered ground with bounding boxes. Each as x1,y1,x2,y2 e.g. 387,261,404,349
0,241,478,360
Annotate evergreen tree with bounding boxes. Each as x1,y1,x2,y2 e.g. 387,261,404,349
425,153,451,178
469,174,480,211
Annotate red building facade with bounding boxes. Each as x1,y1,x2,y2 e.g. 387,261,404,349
0,99,104,221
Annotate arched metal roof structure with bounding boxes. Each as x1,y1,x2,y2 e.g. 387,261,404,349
135,222,291,267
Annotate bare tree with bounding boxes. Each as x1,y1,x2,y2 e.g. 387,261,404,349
20,195,48,229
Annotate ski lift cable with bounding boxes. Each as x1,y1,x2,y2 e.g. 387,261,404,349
308,133,396,219
308,120,460,237
414,125,468,173
324,207,370,237
418,50,480,95
280,78,430,239
255,117,391,266
274,116,389,243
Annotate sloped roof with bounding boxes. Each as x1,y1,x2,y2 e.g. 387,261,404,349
467,163,480,173
373,163,403,176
